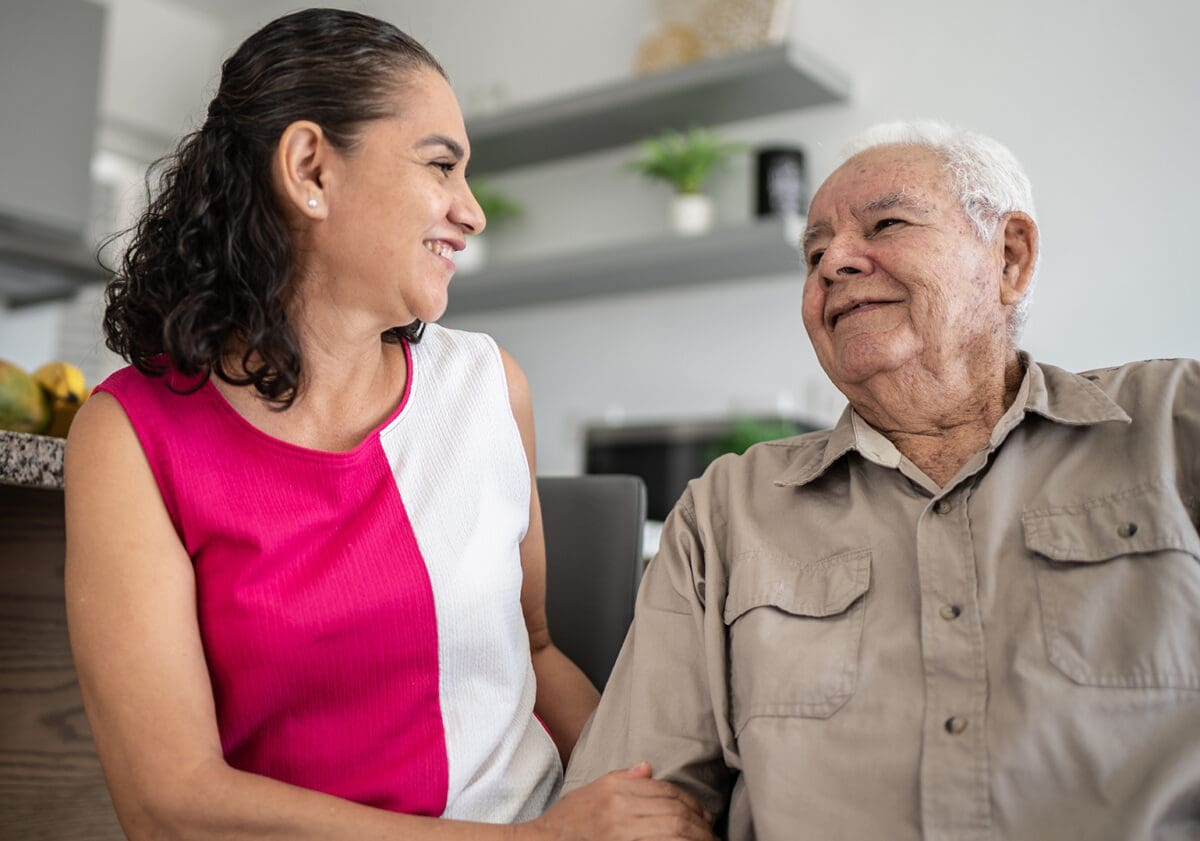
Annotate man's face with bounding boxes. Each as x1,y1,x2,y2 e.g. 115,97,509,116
801,145,1008,394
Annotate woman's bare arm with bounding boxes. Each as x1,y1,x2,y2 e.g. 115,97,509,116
500,349,602,765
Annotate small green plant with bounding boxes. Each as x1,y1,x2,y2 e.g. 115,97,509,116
470,180,523,226
627,126,743,194
707,417,805,461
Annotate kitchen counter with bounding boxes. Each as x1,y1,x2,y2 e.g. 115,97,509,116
0,429,66,490
0,430,122,838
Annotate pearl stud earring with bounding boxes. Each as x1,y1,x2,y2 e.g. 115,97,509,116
307,198,318,208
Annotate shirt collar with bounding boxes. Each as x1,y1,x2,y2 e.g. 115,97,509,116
774,352,1130,489
1019,352,1131,427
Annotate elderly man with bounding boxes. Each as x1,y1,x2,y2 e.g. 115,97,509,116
562,122,1200,840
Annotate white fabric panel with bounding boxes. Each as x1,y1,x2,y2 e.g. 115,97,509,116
379,324,561,821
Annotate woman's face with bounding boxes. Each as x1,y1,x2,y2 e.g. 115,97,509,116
303,68,485,330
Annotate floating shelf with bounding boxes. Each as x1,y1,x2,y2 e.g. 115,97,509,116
465,43,849,174
446,218,803,314
0,223,106,307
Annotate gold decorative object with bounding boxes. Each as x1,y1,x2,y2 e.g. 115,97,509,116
695,0,792,56
635,0,792,75
635,23,705,74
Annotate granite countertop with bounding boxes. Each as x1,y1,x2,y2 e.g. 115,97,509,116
0,430,66,490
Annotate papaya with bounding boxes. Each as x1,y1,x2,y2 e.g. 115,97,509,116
0,360,52,434
33,361,89,438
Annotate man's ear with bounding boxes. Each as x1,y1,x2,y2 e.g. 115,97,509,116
998,211,1038,306
274,120,332,220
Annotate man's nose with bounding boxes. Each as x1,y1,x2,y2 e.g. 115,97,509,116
820,238,872,284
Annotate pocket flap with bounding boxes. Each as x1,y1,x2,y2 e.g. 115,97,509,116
723,547,871,624
1022,483,1200,563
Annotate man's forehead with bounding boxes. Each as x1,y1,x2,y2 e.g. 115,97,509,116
804,148,949,250
812,147,949,211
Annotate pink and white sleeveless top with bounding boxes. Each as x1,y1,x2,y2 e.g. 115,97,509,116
96,324,561,821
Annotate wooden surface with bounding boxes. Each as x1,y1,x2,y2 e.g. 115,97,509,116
0,483,124,839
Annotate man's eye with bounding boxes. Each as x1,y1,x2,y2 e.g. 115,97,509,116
873,218,902,233
807,250,825,268
433,161,456,174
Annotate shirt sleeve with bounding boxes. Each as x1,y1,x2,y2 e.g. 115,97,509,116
562,492,735,817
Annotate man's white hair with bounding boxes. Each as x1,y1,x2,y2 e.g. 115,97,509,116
840,120,1039,340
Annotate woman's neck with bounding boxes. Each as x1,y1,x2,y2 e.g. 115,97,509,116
215,333,409,453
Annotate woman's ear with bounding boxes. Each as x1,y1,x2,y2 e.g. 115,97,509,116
274,120,331,220
999,211,1039,306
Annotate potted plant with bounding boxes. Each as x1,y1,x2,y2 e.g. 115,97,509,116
706,417,806,462
628,126,742,236
458,181,523,273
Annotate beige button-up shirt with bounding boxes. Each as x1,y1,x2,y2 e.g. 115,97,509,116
564,356,1200,841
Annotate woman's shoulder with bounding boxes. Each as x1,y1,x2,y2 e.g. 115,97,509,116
64,388,150,499
413,324,509,378
95,359,206,402
417,323,497,355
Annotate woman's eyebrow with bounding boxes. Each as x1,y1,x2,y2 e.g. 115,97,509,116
416,134,464,159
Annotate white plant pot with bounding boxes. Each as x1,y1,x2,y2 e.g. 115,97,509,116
670,193,715,237
454,235,487,274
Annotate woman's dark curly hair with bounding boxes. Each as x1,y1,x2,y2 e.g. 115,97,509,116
102,8,445,407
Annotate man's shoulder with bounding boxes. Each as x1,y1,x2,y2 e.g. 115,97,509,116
1067,357,1200,405
683,427,835,508
1032,356,1199,429
1074,356,1200,383
708,427,832,474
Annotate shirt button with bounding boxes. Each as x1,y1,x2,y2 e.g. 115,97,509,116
944,716,968,735
934,499,953,515
940,604,962,621
1117,522,1138,538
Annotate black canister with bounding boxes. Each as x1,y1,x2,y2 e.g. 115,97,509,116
755,146,808,217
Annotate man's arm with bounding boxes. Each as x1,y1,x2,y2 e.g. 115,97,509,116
563,494,734,819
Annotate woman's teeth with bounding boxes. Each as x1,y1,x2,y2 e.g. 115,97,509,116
423,240,454,259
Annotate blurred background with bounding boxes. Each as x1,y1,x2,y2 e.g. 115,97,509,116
2,0,1198,480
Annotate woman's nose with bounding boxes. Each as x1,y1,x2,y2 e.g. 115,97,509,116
455,182,486,235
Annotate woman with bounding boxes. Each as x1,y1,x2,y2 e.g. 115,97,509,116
65,9,712,841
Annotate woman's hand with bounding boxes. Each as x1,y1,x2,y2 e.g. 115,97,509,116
523,762,715,841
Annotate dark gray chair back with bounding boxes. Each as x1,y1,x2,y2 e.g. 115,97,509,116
537,474,647,690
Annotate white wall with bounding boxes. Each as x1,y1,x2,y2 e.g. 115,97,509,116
432,0,1200,472
0,0,230,382
94,0,229,148
8,0,1197,475
0,303,63,373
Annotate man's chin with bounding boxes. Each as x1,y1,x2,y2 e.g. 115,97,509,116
828,344,915,390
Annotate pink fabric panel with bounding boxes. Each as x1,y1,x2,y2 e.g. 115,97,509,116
96,360,449,815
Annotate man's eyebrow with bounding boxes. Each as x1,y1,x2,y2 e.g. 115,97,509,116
802,221,832,254
416,134,464,160
802,191,936,252
863,192,933,215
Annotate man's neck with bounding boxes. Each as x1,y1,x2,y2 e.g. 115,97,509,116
848,350,1025,488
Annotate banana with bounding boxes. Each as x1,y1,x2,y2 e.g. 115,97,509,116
0,360,51,434
33,361,89,438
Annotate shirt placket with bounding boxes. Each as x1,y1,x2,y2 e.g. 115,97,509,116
916,480,992,841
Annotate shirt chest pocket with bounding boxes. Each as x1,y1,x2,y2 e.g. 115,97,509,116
1022,484,1200,690
722,547,871,732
